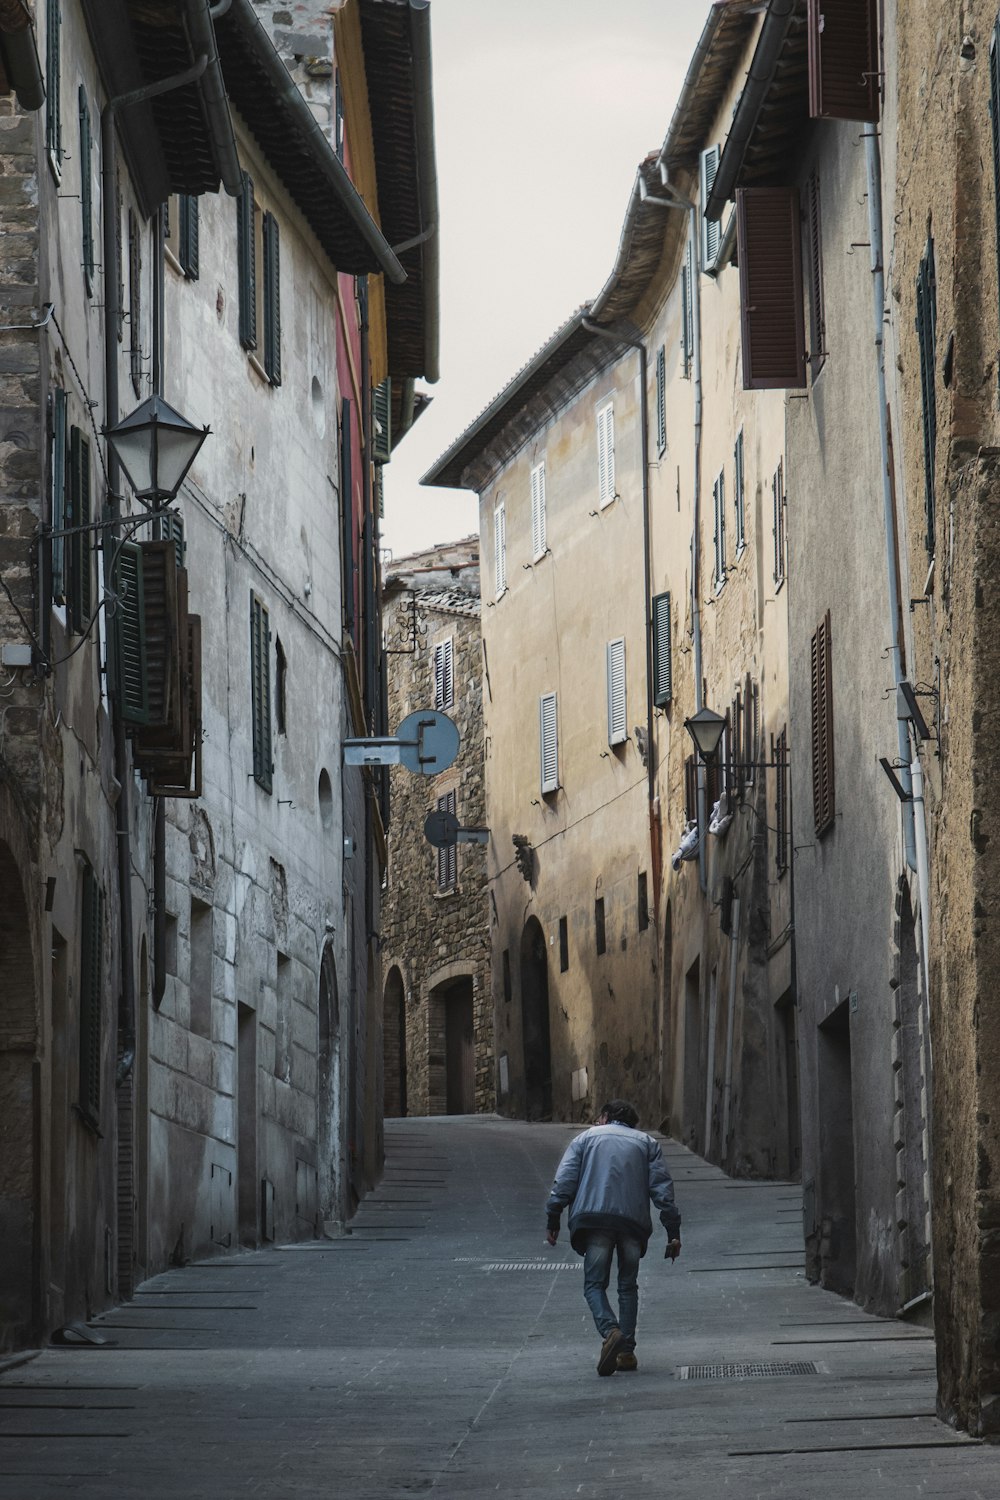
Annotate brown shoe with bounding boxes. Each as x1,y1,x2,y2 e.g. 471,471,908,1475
598,1327,627,1376
616,1351,638,1372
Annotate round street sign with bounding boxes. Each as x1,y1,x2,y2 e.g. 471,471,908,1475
423,809,460,848
396,710,460,775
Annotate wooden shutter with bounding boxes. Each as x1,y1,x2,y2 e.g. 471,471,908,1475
78,88,94,294
713,471,726,586
250,593,272,793
772,460,786,586
734,429,745,550
436,789,457,891
494,500,506,596
682,238,694,376
530,460,546,559
700,145,721,270
807,0,880,123
606,637,627,746
434,637,454,711
992,25,1000,309
372,378,391,462
147,613,203,798
154,509,186,570
915,240,937,557
806,172,826,368
737,187,807,390
45,0,62,163
129,541,181,745
684,754,698,823
656,345,667,455
652,591,672,706
237,172,257,351
539,691,558,794
179,194,199,280
51,387,67,604
775,727,789,873
112,541,149,724
597,402,615,506
262,210,281,385
128,209,142,396
68,426,91,633
810,611,835,836
78,862,103,1125
340,399,355,636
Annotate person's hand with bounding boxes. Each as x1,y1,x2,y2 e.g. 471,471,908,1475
664,1237,681,1262
545,1228,559,1247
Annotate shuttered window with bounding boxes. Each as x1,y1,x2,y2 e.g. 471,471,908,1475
916,239,937,558
436,790,457,892
681,237,694,377
494,499,507,597
78,862,103,1127
713,470,726,588
51,387,67,605
154,508,186,569
734,429,746,553
606,637,627,747
539,691,558,794
262,210,281,385
237,171,257,351
597,402,616,507
530,460,547,559
178,194,199,280
111,541,149,724
250,593,272,793
372,378,391,462
684,754,698,823
128,209,143,397
45,0,62,168
807,0,880,123
700,145,722,272
736,187,806,390
652,591,672,707
745,678,760,785
433,637,454,710
655,345,667,455
775,727,789,874
810,611,835,837
806,171,826,373
772,459,786,589
340,399,355,636
67,426,92,634
79,88,94,295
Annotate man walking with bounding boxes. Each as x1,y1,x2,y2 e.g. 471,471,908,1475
545,1100,682,1375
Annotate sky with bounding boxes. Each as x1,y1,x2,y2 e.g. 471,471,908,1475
380,0,707,561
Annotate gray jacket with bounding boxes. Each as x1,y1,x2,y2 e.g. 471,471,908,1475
546,1122,681,1254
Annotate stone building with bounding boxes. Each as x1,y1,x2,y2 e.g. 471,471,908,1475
380,536,492,1116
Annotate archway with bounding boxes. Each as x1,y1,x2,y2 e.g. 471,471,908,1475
0,839,38,1350
520,916,552,1121
383,965,407,1118
317,942,344,1227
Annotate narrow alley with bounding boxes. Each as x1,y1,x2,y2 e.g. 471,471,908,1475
1,1117,995,1499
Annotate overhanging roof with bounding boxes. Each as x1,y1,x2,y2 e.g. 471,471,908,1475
0,1,43,111
658,0,762,175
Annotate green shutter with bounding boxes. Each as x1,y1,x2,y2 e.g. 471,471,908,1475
655,346,666,455
45,0,61,163
250,594,272,793
68,426,92,633
79,863,103,1124
79,88,94,295
154,509,185,569
112,541,149,724
179,194,199,280
652,591,672,706
262,211,281,385
237,173,257,351
51,387,67,603
372,378,392,462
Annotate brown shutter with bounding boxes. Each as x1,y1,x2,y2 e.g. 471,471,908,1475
130,541,182,743
807,0,880,124
810,610,835,836
147,614,203,799
737,188,807,390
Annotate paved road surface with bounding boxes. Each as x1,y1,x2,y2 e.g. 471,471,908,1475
2,1115,997,1498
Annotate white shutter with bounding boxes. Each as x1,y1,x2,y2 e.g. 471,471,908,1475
530,460,546,559
597,402,615,507
713,470,726,586
494,500,506,596
434,637,454,710
652,592,672,706
700,145,721,271
682,236,694,375
606,638,627,746
539,691,558,794
436,789,457,891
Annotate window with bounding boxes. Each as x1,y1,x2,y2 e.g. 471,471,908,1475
494,499,507,597
655,345,667,455
652,591,672,707
78,861,103,1127
128,209,143,396
67,426,92,634
50,387,67,605
372,378,391,462
433,637,454,710
237,171,257,351
684,754,698,823
700,145,721,273
606,637,627,747
775,726,790,875
275,636,287,734
262,211,281,385
638,873,649,933
78,88,94,295
436,790,457,892
807,0,880,123
530,460,546,560
806,172,826,374
250,593,272,793
713,469,726,588
734,429,746,553
45,0,61,170
597,401,615,507
539,691,558,794
810,610,835,837
916,238,937,558
166,194,200,281
559,916,569,973
681,237,694,377
772,459,786,589
736,187,806,390
594,897,606,957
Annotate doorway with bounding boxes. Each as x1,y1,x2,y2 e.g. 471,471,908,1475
383,966,407,1118
0,839,38,1349
520,917,552,1120
236,1002,258,1247
817,998,857,1294
683,956,702,1152
776,988,801,1179
445,978,475,1115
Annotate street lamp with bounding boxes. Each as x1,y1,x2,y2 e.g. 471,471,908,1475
683,706,727,762
104,393,210,508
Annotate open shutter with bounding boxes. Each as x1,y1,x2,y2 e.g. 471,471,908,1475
237,172,257,351
810,611,835,836
494,500,506,596
112,541,149,724
179,194,199,280
436,789,457,891
45,0,62,164
68,426,91,633
992,25,1000,303
372,378,392,462
434,638,454,710
682,238,695,376
530,461,546,559
147,614,203,798
772,460,786,586
78,863,103,1124
700,145,721,271
606,637,627,746
737,187,806,390
262,210,281,385
807,0,880,123
154,509,186,570
713,471,726,586
734,429,745,550
130,541,181,740
655,345,667,455
652,591,672,706
916,241,937,556
51,387,67,604
79,88,94,294
684,754,698,823
597,402,615,506
250,593,272,793
539,691,558,794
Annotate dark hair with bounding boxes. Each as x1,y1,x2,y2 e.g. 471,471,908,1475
600,1099,639,1128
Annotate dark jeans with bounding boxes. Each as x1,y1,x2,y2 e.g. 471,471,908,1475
582,1230,642,1346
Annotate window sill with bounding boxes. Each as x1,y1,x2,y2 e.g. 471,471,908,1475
72,1102,103,1138
248,352,273,386
165,245,184,277
434,887,459,900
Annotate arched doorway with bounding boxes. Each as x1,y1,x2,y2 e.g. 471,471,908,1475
659,902,673,1134
383,966,407,1118
317,943,344,1227
520,917,552,1121
896,884,931,1304
0,839,38,1350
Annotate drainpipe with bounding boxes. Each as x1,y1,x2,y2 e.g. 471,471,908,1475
183,0,242,196
864,130,918,875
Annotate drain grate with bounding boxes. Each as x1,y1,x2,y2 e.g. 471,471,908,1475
677,1360,820,1381
481,1262,582,1272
